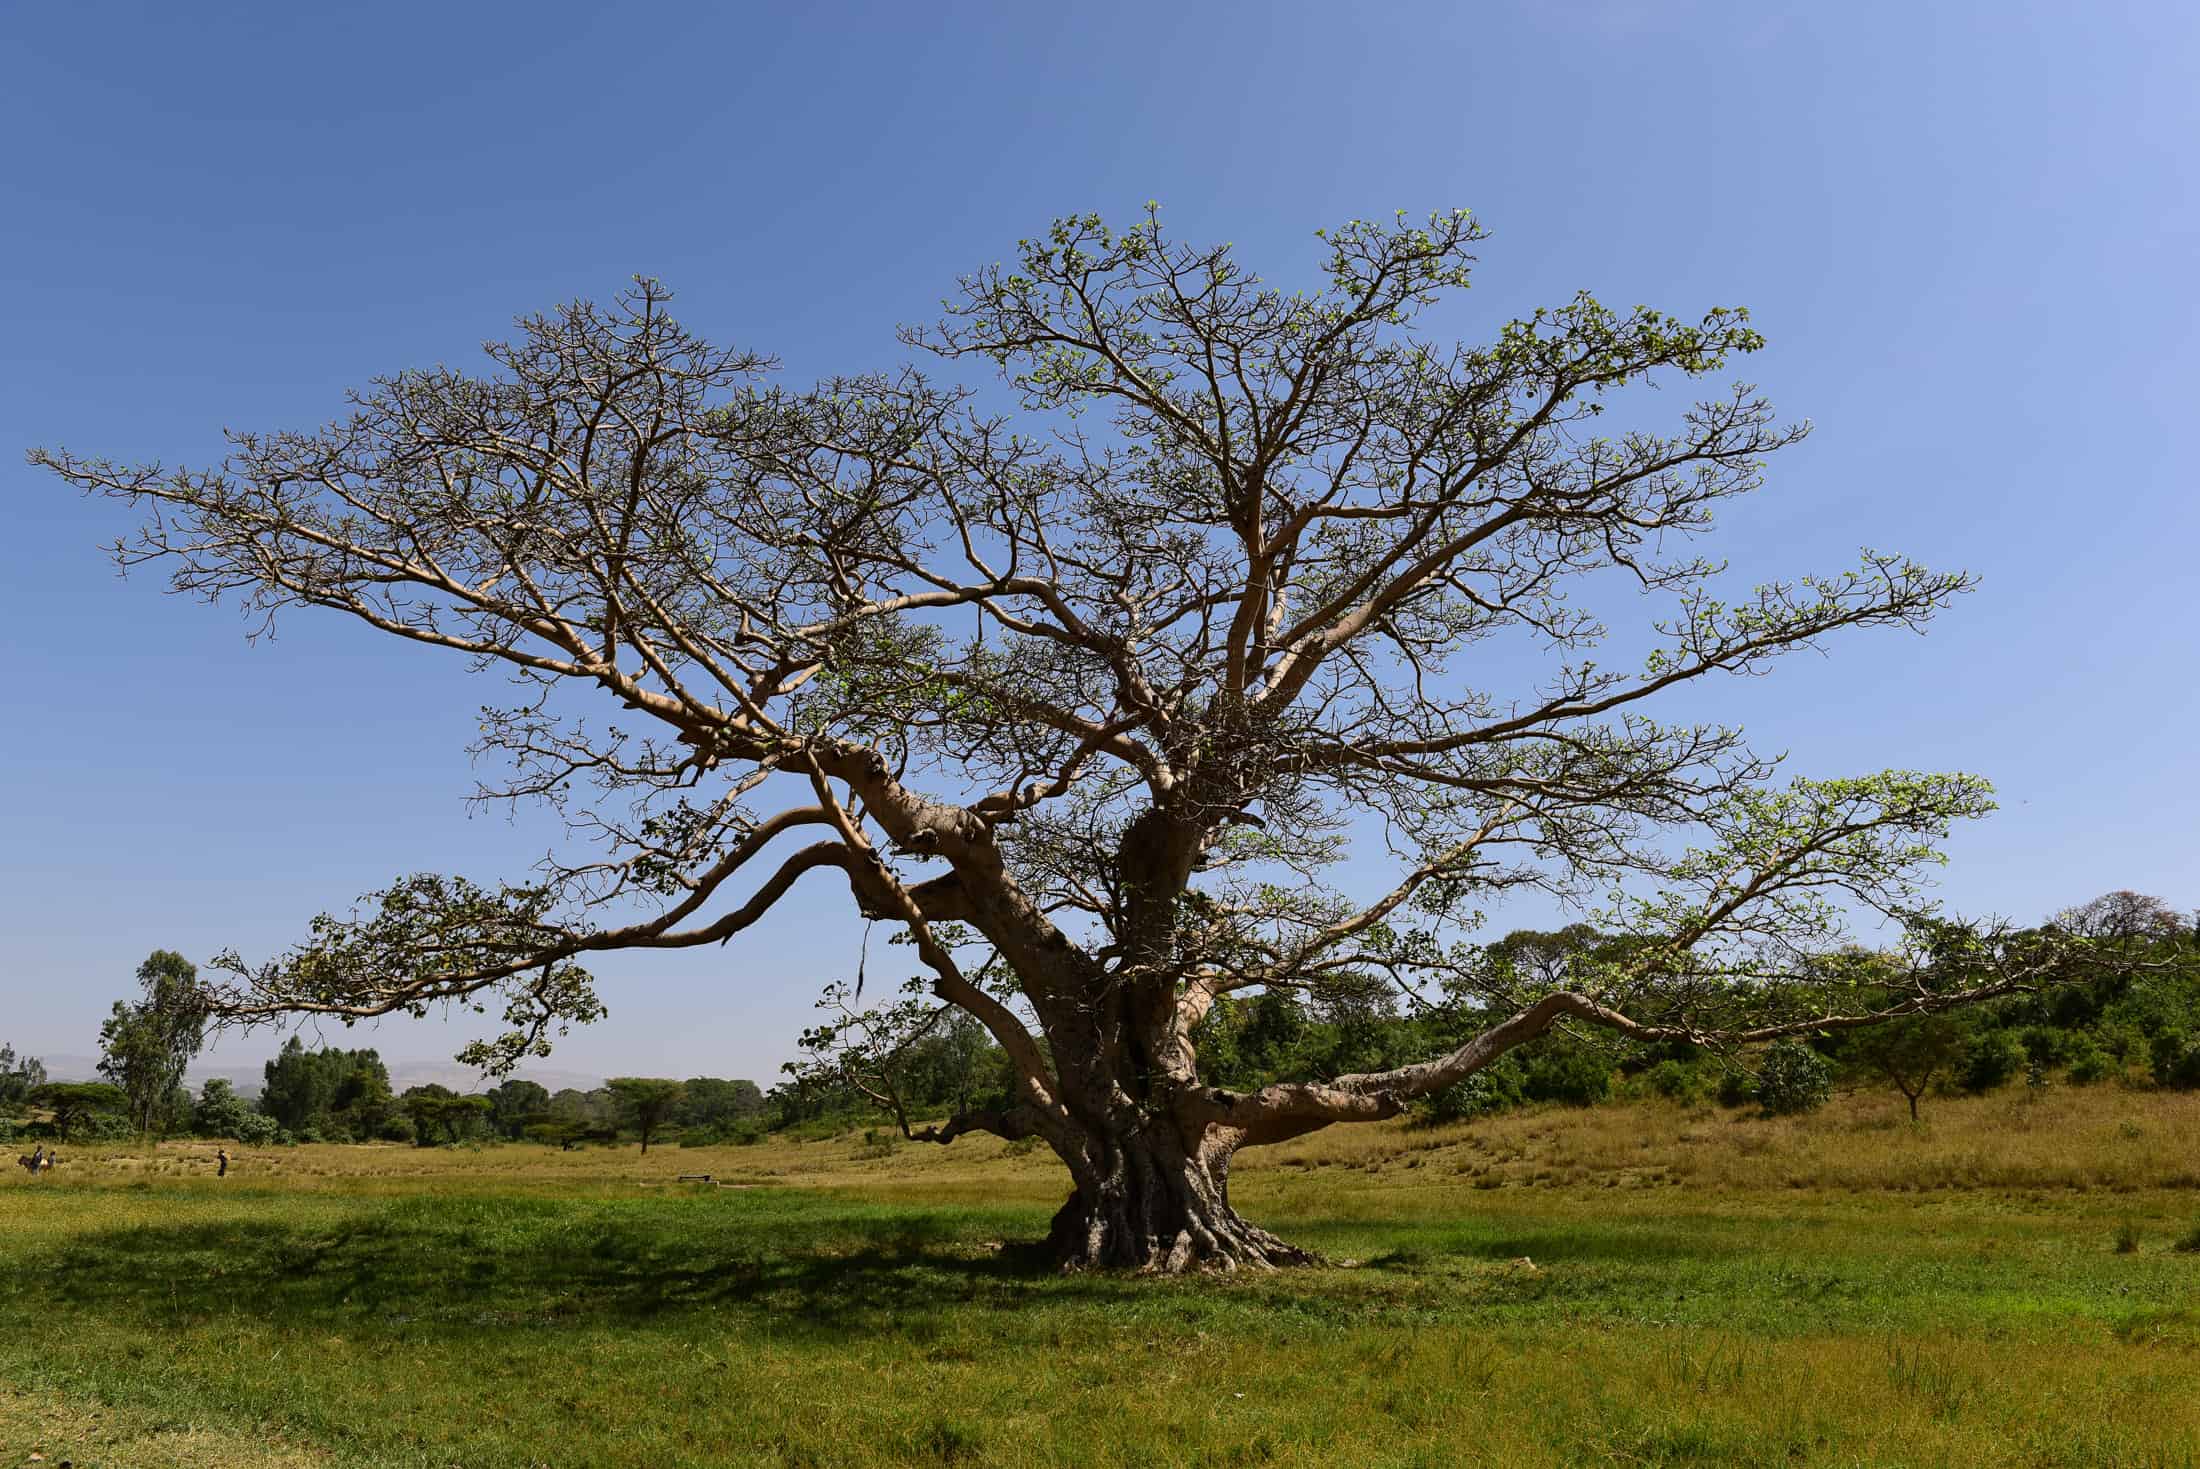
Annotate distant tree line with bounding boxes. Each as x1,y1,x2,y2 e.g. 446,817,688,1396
779,891,2200,1132
6,894,2193,1148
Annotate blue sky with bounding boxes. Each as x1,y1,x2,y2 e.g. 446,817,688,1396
4,0,2194,1086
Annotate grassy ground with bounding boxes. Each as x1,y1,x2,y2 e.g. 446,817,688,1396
6,1084,2199,1468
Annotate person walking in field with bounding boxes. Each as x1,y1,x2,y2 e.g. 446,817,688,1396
216,1147,229,1178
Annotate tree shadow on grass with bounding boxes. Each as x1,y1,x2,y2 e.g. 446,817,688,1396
20,1191,1758,1339
25,1199,1105,1337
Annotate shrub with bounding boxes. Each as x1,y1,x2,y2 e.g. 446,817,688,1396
81,1112,134,1142
2150,1034,2200,1090
2097,1024,2145,1063
2065,1035,2113,1086
1754,1040,1834,1116
1417,1057,1527,1125
2115,1221,2142,1254
2175,1223,2200,1255
1640,1059,1710,1105
1520,1048,1611,1107
2019,1026,2073,1068
1957,1030,2027,1093
232,1112,278,1146
1715,1067,1757,1108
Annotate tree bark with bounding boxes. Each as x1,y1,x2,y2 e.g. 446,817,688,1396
1047,1116,1314,1273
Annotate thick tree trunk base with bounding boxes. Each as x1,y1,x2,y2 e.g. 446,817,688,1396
1046,1129,1318,1274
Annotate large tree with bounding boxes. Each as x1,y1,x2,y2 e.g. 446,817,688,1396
36,209,2090,1269
97,950,209,1135
0,1045,48,1111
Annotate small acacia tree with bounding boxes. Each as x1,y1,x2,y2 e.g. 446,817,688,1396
606,1077,686,1153
37,209,2097,1270
1847,1011,1968,1121
30,1082,126,1143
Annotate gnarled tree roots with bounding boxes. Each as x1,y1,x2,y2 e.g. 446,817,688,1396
1047,1130,1318,1273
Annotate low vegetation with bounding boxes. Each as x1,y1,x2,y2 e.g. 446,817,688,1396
11,1081,2200,1467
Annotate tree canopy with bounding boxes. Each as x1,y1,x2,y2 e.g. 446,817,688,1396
97,950,208,1134
259,1038,400,1141
30,1082,126,1142
605,1077,686,1154
35,208,2105,1269
0,1045,47,1111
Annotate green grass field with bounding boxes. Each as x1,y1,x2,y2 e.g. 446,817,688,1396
8,1084,2200,1468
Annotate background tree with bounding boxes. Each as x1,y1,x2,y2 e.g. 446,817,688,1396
2056,891,2189,942
191,1077,256,1138
97,950,208,1135
258,1037,336,1133
400,1084,492,1146
540,1087,618,1147
36,209,2108,1270
676,1077,765,1138
606,1078,686,1154
0,1045,47,1112
29,1082,126,1142
260,1040,398,1140
485,1078,550,1140
1845,1011,1967,1121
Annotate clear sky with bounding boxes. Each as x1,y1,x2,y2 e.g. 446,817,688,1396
4,0,2194,1086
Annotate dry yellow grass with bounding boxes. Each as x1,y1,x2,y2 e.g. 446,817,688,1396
35,1077,2200,1203
0,1384,332,1469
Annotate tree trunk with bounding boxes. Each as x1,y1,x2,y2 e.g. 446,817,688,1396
1046,1119,1316,1273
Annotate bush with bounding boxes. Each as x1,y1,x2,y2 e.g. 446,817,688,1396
2175,1223,2200,1255
232,1112,278,1147
1957,1030,2027,1093
1754,1040,1834,1116
2065,1035,2113,1086
2020,1025,2073,1068
1715,1067,1757,1108
1639,1059,1710,1105
1416,1057,1527,1125
2150,1034,2200,1090
2097,1024,2145,1063
2115,1220,2142,1254
1520,1048,1611,1107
